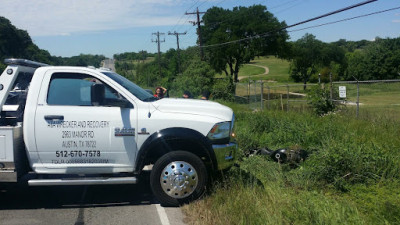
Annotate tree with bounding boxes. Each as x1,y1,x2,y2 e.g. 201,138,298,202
0,16,53,63
290,34,323,89
290,34,346,88
0,16,107,68
171,60,214,97
113,51,153,62
202,5,289,83
345,37,400,80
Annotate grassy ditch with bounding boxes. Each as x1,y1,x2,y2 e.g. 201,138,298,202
183,109,400,225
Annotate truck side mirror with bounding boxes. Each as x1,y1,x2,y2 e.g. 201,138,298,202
91,83,105,106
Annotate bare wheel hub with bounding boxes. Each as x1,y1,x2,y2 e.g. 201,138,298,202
160,161,198,199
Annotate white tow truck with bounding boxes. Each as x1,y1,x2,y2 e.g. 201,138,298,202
0,59,237,206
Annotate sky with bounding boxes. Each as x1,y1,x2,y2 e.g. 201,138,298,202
1,0,399,58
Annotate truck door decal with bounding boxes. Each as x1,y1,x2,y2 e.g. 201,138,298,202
114,128,135,136
34,72,137,172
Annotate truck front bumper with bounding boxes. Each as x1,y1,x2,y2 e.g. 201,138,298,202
212,142,237,170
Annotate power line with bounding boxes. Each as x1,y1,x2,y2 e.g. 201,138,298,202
274,0,304,14
201,0,379,48
269,0,301,10
176,0,264,44
174,0,277,48
288,6,400,33
285,0,377,29
198,0,302,32
171,0,201,32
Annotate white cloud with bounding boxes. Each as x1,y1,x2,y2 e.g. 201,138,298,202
393,20,400,23
0,0,188,36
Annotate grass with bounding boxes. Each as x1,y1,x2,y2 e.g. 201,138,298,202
333,82,400,106
182,109,400,225
238,64,265,77
216,56,292,84
243,56,292,83
183,166,367,225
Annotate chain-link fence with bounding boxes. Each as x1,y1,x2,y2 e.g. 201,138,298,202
235,81,317,112
235,80,400,118
331,80,400,118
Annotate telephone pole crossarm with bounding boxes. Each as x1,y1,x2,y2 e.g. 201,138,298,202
152,32,165,77
185,7,205,60
168,31,187,73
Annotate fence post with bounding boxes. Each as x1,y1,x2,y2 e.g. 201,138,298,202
267,86,270,110
351,75,360,118
248,80,250,105
286,84,289,112
260,81,264,111
330,72,333,101
253,81,257,107
356,80,359,118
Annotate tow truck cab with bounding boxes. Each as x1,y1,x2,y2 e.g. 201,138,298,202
0,59,237,206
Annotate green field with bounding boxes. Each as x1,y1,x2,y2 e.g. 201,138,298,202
237,64,265,77
240,56,292,84
333,82,400,106
216,56,292,84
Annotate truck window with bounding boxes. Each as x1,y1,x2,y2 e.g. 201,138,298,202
102,72,157,102
47,73,131,107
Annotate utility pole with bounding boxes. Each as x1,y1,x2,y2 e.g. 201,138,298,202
168,31,187,74
139,50,145,63
186,7,205,60
152,32,165,77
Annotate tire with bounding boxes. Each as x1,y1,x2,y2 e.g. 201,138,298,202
271,149,287,163
150,151,208,206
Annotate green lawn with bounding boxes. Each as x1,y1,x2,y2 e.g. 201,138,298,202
216,56,292,84
332,82,400,107
238,64,265,77
240,56,292,84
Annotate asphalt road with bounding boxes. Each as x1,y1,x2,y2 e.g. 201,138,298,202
0,172,186,225
102,59,116,72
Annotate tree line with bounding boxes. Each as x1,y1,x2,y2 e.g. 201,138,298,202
0,17,106,71
289,34,400,88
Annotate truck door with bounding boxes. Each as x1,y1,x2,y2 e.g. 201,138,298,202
33,71,137,173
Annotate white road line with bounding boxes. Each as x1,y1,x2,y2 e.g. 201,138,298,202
156,204,171,225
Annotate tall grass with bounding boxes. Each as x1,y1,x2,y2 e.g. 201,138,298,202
183,109,400,225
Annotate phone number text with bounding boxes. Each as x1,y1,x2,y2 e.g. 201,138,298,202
55,150,101,158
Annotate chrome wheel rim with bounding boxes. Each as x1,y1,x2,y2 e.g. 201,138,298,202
160,161,198,199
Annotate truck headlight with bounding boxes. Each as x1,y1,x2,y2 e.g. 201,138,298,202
207,121,232,144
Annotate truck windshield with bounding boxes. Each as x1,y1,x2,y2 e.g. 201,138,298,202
102,72,157,102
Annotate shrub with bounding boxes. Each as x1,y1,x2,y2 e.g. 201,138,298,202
212,77,235,101
307,85,336,116
170,60,214,97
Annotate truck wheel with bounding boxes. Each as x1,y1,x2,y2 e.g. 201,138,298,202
150,151,208,206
